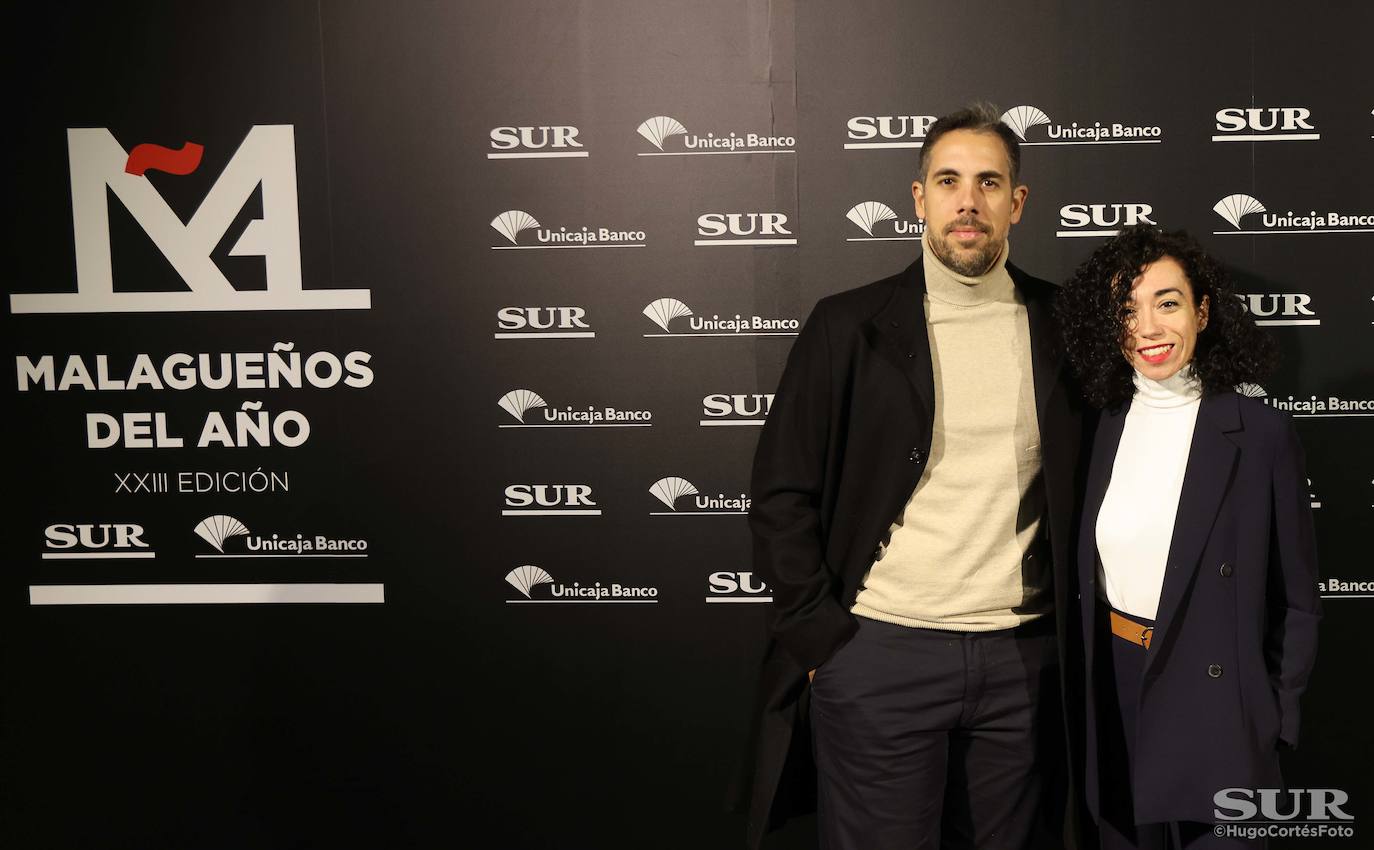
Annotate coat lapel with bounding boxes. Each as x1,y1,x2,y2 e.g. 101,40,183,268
1080,405,1128,592
865,260,935,417
1146,392,1242,673
1015,264,1065,434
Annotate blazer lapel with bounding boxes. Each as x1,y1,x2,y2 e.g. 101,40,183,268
865,259,935,417
1079,404,1128,591
1146,392,1242,674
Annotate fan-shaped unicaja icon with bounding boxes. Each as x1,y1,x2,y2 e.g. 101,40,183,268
643,298,693,332
490,210,541,244
649,476,699,510
506,565,554,599
498,389,547,423
1236,382,1268,398
637,116,688,151
195,515,249,554
1000,105,1051,141
846,201,898,237
1212,194,1266,230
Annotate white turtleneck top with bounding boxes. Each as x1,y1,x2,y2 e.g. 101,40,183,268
1095,368,1203,620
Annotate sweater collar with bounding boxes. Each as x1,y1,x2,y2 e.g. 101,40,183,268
920,233,1014,307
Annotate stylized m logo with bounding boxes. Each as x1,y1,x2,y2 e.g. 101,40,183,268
10,125,369,313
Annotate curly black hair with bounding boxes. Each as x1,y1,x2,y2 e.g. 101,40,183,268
1055,225,1277,409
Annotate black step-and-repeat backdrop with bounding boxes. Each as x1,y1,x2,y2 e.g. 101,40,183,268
4,2,1371,847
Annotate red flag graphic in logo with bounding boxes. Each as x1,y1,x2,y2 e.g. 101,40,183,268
124,141,205,176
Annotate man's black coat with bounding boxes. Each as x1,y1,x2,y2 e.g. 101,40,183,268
735,257,1090,848
1078,391,1320,826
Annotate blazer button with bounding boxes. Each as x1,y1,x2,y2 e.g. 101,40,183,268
1219,562,1233,577
1208,664,1223,678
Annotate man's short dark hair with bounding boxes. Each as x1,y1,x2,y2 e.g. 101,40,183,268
918,102,1022,185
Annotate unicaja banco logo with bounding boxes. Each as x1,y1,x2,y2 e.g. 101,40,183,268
490,209,646,249
649,477,750,516
1213,194,1267,230
498,388,652,428
193,514,368,556
194,514,250,554
636,115,794,156
11,126,370,314
1212,193,1374,235
491,210,541,244
642,298,799,337
1236,383,1374,418
637,116,688,151
845,201,923,241
506,565,555,599
649,476,699,511
504,565,659,603
999,104,1161,145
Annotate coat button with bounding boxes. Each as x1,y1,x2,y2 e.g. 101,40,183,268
1208,664,1223,678
1219,562,1233,577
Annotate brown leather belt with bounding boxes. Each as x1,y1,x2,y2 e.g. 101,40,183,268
1109,609,1153,649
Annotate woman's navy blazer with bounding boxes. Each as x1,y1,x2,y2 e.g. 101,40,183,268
1078,390,1320,826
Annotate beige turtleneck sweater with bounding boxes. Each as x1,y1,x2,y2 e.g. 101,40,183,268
850,238,1050,631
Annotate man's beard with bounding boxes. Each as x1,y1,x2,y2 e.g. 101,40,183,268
926,225,1004,277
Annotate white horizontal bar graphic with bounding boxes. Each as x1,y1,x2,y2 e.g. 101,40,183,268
700,420,765,426
1056,230,1121,237
10,291,370,313
499,423,652,428
1254,319,1320,326
843,142,923,149
641,332,797,338
193,554,368,559
847,236,921,241
705,597,773,603
648,511,747,516
487,151,589,159
1210,134,1319,142
491,244,646,250
41,552,155,560
501,509,601,516
30,583,385,605
1291,413,1374,418
1021,140,1161,146
1214,229,1374,235
694,239,798,246
494,332,595,339
637,150,793,156
505,599,658,604
1321,594,1374,599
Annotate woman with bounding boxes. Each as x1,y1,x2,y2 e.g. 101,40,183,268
1056,225,1320,849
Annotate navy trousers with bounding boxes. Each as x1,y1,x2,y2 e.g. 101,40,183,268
809,614,1065,850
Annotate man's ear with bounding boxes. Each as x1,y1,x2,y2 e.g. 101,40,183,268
912,179,926,220
1009,183,1029,224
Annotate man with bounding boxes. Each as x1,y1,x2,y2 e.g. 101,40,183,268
738,104,1088,849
